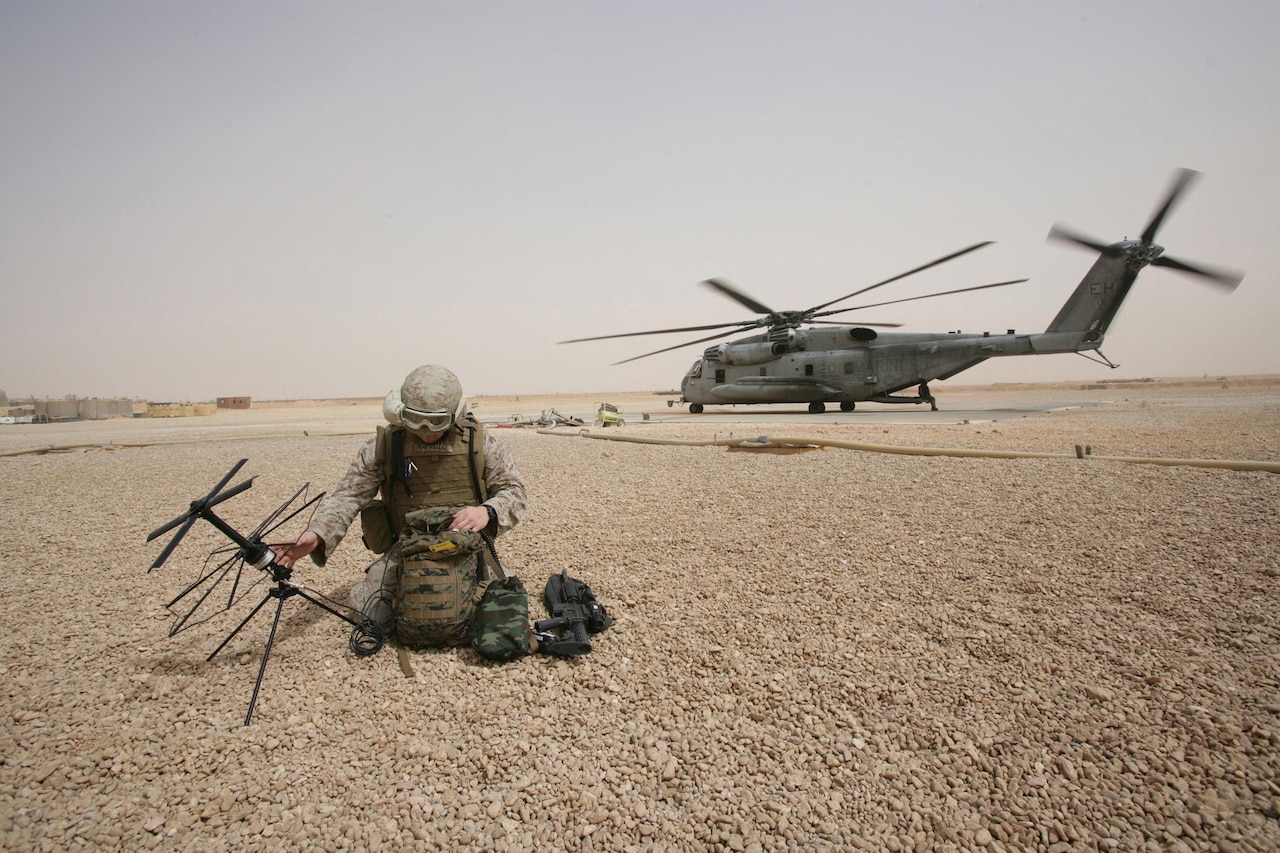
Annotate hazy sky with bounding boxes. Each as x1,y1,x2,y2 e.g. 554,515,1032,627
4,1,1278,401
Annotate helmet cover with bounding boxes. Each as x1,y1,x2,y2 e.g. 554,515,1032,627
387,365,466,431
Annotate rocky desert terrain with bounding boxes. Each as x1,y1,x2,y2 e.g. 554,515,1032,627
1,379,1277,851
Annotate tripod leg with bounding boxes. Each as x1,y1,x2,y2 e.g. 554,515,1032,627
207,591,273,662
293,589,361,628
244,594,287,726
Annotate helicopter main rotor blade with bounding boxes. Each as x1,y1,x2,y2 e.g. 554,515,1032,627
559,318,760,345
806,241,993,313
701,278,776,315
805,320,904,328
1151,255,1243,291
811,279,1028,320
1141,168,1199,244
613,327,749,365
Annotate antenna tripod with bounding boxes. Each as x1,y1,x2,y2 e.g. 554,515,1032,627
147,459,377,725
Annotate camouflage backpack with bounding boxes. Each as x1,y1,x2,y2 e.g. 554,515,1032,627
391,506,532,660
392,507,481,648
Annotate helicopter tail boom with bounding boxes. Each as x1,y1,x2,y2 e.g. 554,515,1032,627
1042,250,1140,338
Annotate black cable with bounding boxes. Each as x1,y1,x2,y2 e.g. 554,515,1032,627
480,530,506,577
348,588,392,656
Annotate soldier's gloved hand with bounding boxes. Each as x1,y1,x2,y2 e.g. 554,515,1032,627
275,530,320,568
450,506,490,533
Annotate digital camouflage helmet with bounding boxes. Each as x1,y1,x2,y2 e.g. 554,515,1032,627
383,365,467,433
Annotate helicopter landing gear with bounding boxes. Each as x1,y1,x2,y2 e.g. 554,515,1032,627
689,403,704,414
839,401,856,412
808,402,826,414
920,383,937,411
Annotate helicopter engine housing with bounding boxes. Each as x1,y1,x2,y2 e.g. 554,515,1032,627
703,340,789,366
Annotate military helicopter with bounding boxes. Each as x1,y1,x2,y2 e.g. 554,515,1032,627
561,168,1243,413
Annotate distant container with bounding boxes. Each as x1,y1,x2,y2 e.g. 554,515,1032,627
217,397,251,409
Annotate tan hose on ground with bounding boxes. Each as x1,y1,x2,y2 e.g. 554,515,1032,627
0,431,371,458
6,427,1276,474
536,428,1280,474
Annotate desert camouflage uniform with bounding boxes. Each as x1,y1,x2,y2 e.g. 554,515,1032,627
304,428,527,628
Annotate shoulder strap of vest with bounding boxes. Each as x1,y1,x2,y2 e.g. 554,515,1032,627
464,425,483,504
376,425,412,498
452,414,485,504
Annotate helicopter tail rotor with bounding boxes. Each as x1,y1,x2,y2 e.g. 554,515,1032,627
1047,167,1243,292
1148,254,1242,290
1140,167,1199,244
1045,224,1118,256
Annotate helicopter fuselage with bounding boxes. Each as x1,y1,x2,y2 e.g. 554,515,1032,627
678,324,1098,410
675,237,1223,413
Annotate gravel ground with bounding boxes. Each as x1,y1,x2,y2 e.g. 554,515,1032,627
1,384,1277,851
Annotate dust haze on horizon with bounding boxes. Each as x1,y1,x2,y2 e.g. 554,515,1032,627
3,1,1279,403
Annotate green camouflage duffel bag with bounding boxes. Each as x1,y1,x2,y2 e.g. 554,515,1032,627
471,575,532,661
393,507,481,649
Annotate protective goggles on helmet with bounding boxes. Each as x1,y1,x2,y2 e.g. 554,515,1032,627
400,406,456,433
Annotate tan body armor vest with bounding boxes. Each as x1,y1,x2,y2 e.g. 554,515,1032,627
375,415,488,537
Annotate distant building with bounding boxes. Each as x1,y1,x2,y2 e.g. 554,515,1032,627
217,397,251,409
